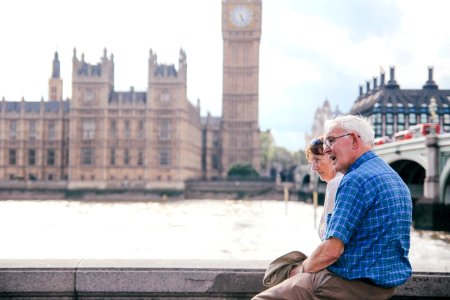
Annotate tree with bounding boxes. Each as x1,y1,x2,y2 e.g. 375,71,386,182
260,130,275,173
293,149,307,165
271,147,306,182
227,163,260,179
259,129,307,181
272,146,294,169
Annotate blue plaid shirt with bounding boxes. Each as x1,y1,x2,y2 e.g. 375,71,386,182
325,151,412,288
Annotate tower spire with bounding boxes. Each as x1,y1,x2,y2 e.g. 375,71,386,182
49,51,63,101
52,51,60,78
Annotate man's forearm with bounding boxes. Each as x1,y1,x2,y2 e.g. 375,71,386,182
302,237,344,273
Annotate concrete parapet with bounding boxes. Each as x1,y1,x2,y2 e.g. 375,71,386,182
0,259,449,299
0,180,281,201
184,180,279,200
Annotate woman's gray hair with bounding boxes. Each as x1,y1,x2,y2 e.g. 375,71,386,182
324,115,375,145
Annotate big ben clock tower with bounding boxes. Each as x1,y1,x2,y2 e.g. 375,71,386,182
221,0,262,176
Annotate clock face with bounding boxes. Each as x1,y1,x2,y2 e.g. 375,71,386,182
230,5,253,27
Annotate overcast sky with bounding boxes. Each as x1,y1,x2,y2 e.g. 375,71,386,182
1,0,450,151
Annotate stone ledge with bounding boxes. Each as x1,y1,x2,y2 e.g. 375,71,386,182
0,260,449,299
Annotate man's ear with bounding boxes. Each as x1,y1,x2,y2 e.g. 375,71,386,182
351,132,359,149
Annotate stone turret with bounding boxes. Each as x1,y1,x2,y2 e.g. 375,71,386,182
71,48,114,108
72,48,114,84
147,48,188,108
48,51,63,101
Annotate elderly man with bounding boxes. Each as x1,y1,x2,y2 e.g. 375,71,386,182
253,115,412,300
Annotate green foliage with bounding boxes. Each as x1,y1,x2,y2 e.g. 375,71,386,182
260,130,307,169
227,163,260,179
260,130,275,171
294,149,307,165
272,146,294,169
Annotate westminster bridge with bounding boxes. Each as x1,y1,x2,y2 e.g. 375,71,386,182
298,133,450,230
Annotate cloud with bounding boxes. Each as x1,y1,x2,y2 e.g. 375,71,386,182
3,0,450,153
270,129,305,152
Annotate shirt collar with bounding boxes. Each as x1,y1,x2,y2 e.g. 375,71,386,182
346,150,376,174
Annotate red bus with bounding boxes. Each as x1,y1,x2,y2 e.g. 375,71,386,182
409,123,440,137
374,136,391,146
394,123,439,142
394,130,413,141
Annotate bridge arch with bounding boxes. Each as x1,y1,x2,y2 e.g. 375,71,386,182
382,154,427,170
439,160,450,205
388,159,425,202
301,174,310,187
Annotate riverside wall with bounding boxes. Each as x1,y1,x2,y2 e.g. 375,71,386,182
0,180,295,201
0,260,449,299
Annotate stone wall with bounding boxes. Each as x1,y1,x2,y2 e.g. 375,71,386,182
0,180,287,201
184,180,291,200
0,259,449,299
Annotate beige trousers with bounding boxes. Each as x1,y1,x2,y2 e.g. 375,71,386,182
252,268,396,300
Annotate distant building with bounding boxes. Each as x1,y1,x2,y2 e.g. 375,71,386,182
221,0,262,176
350,66,450,137
202,112,222,180
0,0,262,190
305,99,342,144
0,49,202,190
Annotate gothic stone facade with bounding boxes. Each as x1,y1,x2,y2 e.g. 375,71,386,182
0,0,262,188
221,0,262,176
0,49,202,190
304,99,342,145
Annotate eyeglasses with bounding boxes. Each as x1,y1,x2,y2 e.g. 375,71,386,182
324,133,352,148
310,138,323,146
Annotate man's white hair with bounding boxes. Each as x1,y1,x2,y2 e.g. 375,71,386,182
324,115,375,145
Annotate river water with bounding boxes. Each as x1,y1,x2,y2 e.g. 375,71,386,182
1,199,449,268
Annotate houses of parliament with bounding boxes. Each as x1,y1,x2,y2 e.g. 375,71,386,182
0,0,262,190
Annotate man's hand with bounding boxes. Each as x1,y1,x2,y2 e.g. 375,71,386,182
288,264,303,277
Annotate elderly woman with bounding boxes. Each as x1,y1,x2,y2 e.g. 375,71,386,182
305,136,343,240
258,136,344,290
